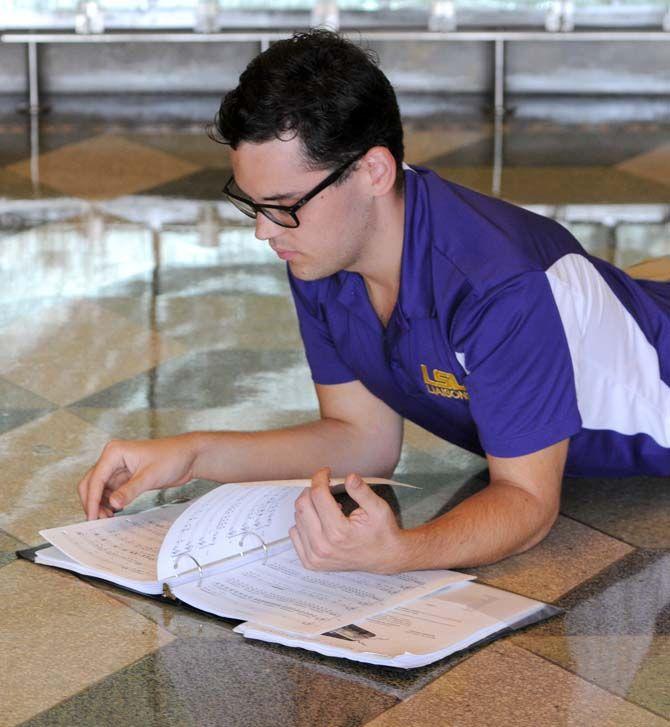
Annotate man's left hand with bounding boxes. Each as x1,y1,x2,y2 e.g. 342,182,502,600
289,467,406,574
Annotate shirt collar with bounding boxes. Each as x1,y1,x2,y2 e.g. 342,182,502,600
335,165,436,330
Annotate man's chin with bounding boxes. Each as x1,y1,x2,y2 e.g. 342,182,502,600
287,260,333,282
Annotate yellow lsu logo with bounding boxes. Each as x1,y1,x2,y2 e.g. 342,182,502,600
420,364,469,400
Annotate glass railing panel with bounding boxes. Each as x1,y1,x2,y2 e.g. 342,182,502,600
2,0,669,29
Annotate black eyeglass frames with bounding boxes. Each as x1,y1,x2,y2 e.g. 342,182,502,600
222,152,366,229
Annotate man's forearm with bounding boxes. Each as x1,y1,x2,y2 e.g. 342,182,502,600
187,418,399,484
394,479,559,571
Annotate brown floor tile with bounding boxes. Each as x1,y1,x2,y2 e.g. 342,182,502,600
403,125,491,167
513,634,670,719
19,634,398,727
401,162,670,203
0,530,24,553
617,143,670,188
0,530,25,568
0,167,62,200
561,476,670,549
6,134,202,200
364,641,668,727
471,516,634,603
0,559,174,726
428,165,496,195
500,166,670,204
512,549,670,718
122,131,231,169
141,166,232,199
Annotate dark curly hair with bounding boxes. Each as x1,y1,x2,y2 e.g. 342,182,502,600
211,30,404,192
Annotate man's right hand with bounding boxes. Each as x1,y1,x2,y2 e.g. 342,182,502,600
77,434,201,521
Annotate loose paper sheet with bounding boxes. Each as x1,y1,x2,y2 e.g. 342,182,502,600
237,582,548,668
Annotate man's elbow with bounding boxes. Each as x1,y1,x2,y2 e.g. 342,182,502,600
357,425,402,478
513,501,560,555
369,449,400,479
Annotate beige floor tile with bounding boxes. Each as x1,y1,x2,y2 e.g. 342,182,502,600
0,559,174,726
470,516,634,602
0,409,113,545
365,641,667,727
0,299,186,406
69,405,317,442
616,143,670,188
6,134,201,200
102,294,303,352
0,216,155,303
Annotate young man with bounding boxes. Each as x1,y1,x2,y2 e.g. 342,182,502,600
78,30,670,574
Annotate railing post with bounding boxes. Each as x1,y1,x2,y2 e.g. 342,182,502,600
27,41,40,115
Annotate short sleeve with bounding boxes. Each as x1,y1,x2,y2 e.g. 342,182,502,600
452,272,582,457
288,270,357,385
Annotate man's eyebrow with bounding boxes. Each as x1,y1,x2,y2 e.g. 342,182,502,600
236,181,301,203
261,190,302,202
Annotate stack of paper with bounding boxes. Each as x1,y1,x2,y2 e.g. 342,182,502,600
236,581,560,668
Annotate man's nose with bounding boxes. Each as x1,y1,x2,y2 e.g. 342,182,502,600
254,212,282,241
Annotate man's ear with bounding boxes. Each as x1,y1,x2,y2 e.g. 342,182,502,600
359,146,399,197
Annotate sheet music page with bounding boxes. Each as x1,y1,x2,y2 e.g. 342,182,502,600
40,502,190,582
156,484,301,581
173,548,472,635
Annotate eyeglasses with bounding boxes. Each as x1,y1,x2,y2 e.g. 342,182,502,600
222,152,365,229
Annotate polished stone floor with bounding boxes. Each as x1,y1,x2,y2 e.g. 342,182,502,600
0,112,669,727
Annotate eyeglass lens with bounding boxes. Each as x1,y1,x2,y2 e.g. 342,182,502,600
226,181,298,228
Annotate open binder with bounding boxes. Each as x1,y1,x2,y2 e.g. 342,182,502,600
18,479,561,668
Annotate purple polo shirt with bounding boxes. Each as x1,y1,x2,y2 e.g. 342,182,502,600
288,166,670,477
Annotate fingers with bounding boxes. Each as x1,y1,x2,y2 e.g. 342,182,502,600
106,471,151,513
293,467,360,569
343,473,384,514
82,440,153,521
294,484,326,557
289,526,311,569
77,468,93,511
83,442,129,520
309,467,347,539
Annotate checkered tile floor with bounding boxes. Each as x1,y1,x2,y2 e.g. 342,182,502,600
0,114,668,727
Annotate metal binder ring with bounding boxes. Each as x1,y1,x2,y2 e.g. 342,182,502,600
173,552,204,587
235,531,269,565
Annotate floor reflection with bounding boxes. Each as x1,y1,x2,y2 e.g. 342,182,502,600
563,552,669,703
1,114,669,725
